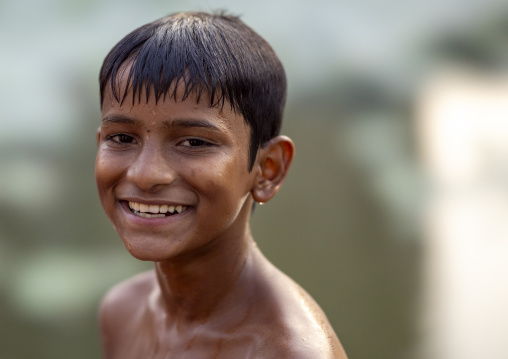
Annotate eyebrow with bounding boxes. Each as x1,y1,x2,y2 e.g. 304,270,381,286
101,115,140,126
101,115,221,132
164,118,221,131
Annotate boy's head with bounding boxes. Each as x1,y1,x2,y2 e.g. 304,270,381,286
99,11,287,169
96,11,294,261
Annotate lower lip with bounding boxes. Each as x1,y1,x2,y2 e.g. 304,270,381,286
119,201,193,226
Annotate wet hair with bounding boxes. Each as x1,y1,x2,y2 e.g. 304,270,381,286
99,11,287,170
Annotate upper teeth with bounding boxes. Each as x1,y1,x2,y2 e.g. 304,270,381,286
129,201,187,215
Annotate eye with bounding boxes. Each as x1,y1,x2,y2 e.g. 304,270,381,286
107,134,135,144
180,138,212,147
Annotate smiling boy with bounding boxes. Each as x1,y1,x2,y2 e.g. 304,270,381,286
95,11,347,359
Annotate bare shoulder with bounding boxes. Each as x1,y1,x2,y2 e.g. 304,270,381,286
98,271,156,356
99,270,155,319
258,340,348,359
259,282,348,359
248,254,348,358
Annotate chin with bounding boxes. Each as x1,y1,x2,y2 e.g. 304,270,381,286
120,238,176,262
125,250,165,262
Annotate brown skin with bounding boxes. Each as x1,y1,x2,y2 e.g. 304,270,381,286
96,73,348,358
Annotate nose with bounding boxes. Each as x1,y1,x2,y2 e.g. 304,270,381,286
126,143,176,192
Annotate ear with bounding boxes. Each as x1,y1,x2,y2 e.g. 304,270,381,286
251,135,295,204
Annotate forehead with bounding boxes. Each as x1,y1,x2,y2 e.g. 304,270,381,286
101,71,249,137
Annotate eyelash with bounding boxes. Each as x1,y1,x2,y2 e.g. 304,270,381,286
107,134,135,144
106,134,213,148
179,138,213,147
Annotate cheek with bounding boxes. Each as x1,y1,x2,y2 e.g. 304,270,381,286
95,154,109,187
200,159,252,210
95,153,122,200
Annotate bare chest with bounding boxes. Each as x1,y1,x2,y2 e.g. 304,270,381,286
108,322,264,359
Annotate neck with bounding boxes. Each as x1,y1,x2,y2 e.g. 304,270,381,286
153,226,255,325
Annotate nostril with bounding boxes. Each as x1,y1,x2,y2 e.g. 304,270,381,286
126,161,177,190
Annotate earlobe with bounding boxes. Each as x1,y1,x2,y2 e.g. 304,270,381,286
251,135,294,204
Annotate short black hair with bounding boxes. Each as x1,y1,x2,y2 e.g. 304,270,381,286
99,11,287,170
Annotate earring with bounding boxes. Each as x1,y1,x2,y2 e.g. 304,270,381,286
258,202,265,206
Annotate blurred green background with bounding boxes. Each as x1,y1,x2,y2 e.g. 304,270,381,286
2,0,508,358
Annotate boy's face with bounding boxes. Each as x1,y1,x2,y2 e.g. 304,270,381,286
96,76,257,261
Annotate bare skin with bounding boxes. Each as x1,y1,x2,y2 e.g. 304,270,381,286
99,244,346,358
96,71,348,358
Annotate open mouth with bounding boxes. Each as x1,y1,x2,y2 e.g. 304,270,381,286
128,201,190,218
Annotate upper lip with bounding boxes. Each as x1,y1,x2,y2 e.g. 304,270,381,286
119,197,193,207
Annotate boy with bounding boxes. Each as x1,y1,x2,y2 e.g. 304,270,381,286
95,11,347,358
